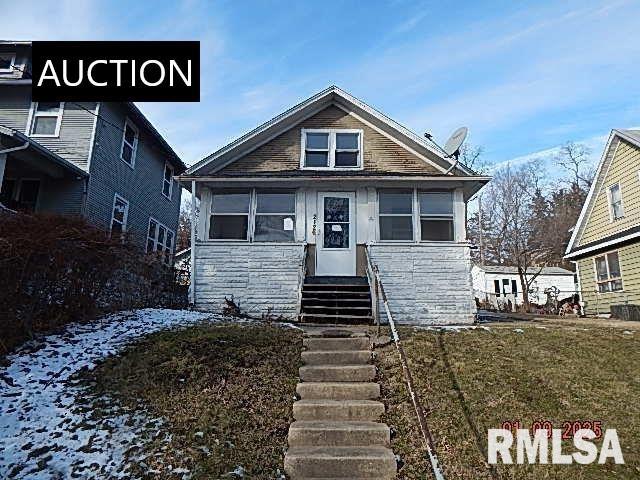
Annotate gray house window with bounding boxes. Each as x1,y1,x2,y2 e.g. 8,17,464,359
209,191,251,240
419,192,454,241
147,217,174,264
29,102,64,137
378,190,413,241
120,119,139,167
162,162,174,199
110,194,129,235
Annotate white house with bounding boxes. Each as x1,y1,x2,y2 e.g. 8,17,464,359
178,86,490,325
472,264,577,309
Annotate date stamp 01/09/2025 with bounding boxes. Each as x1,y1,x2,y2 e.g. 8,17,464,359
487,420,625,465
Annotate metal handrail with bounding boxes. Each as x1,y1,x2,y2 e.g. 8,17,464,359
365,245,446,480
364,245,380,333
296,242,308,320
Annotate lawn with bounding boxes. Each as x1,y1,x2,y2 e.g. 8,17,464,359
85,323,302,479
376,319,640,479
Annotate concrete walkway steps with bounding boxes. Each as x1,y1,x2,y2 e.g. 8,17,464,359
285,331,397,479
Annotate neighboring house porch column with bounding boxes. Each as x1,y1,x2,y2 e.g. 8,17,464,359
190,179,196,304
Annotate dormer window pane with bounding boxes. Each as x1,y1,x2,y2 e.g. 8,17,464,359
306,133,328,149
336,133,358,149
305,152,329,167
335,151,358,167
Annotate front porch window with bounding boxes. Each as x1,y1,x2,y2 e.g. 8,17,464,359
419,192,454,241
378,190,413,241
208,189,296,242
378,188,456,242
254,191,296,241
209,191,251,240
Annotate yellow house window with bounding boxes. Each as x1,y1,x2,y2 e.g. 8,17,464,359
594,251,623,292
608,183,624,220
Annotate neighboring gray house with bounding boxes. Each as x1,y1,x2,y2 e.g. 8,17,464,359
0,41,185,260
179,86,489,325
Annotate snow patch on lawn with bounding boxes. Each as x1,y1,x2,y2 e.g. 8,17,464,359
0,308,217,479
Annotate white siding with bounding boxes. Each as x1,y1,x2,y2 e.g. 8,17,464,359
369,244,475,325
194,242,305,318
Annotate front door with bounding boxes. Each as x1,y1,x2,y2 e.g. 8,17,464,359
316,192,356,276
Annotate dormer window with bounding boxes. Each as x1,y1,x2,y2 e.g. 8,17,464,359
0,53,16,74
301,129,362,169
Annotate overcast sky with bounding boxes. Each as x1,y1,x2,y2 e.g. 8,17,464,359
5,0,640,173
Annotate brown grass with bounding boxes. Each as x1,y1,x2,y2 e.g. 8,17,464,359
87,323,302,478
376,319,640,479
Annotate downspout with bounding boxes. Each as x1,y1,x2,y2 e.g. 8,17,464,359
80,176,89,217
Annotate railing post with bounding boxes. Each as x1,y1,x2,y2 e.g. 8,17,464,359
189,180,196,305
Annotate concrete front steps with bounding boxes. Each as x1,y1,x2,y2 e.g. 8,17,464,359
284,332,397,479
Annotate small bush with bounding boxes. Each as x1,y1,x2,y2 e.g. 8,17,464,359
0,212,186,354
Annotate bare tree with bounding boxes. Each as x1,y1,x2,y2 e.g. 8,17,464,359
176,198,199,252
459,143,488,173
555,141,594,189
477,161,552,310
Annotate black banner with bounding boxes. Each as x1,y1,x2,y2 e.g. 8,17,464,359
32,41,200,102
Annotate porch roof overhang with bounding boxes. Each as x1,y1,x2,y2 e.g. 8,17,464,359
177,173,490,202
0,126,89,179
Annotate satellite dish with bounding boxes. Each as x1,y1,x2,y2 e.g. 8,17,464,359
443,127,468,157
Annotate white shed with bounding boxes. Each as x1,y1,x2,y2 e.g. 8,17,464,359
472,265,577,309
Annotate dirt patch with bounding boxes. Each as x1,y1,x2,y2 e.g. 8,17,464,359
87,323,303,478
376,323,639,479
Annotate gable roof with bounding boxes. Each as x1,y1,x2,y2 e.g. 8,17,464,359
565,129,640,258
474,264,574,276
185,85,475,177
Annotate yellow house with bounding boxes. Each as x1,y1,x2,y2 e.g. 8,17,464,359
565,129,640,317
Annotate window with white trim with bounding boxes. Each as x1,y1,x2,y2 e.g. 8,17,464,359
120,119,138,167
608,183,623,220
378,190,414,241
147,217,175,264
301,129,362,169
595,251,623,293
208,189,297,242
0,53,16,73
162,162,174,199
254,191,296,241
209,191,251,240
29,102,64,137
110,194,129,236
419,191,454,241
